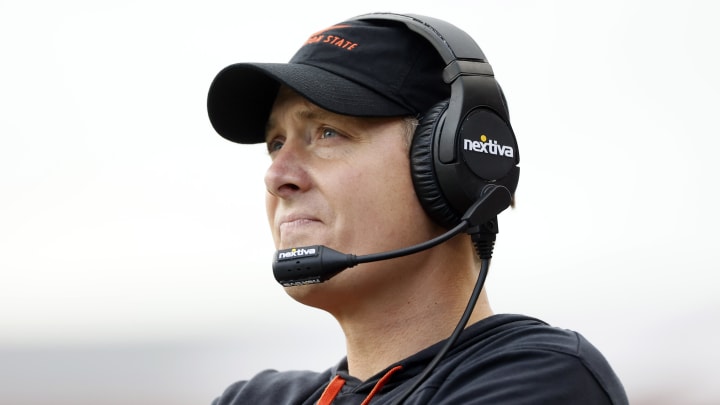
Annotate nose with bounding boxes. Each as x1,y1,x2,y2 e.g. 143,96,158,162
264,140,311,199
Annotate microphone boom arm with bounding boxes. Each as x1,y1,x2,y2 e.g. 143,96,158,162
272,184,512,286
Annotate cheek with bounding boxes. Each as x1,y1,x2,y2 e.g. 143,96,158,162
350,153,421,222
265,193,279,242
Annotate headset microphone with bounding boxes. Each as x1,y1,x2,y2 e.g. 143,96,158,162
272,184,511,287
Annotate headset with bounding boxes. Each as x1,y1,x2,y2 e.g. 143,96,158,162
350,12,520,231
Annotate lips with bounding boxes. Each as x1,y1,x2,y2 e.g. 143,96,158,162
280,217,318,229
277,214,322,236
279,213,320,226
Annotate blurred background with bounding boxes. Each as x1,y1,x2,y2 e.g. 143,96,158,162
1,0,718,404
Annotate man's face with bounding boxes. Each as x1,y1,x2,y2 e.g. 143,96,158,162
263,87,441,264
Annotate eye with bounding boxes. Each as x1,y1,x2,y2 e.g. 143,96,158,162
266,137,284,154
319,127,340,140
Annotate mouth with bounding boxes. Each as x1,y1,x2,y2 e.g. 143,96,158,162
277,214,322,238
280,217,319,230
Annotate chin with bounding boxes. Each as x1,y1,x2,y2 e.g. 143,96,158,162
281,268,366,311
280,261,400,314
283,281,338,311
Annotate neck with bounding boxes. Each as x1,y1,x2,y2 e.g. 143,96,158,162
331,238,494,381
342,291,492,381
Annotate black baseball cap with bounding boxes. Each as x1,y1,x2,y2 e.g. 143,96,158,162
207,17,450,144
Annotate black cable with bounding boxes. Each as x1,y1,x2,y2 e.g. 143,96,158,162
389,255,492,405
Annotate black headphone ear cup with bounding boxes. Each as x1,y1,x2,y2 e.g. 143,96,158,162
410,100,462,229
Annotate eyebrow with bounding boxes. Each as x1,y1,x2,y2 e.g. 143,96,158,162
264,105,343,142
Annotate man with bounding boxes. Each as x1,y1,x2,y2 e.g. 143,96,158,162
206,12,628,404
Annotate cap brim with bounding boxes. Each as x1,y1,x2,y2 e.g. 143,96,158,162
207,62,412,144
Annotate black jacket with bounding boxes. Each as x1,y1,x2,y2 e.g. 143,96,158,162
212,314,628,404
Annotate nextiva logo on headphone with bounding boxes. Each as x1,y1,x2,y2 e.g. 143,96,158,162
459,109,518,182
351,13,520,230
464,134,515,158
